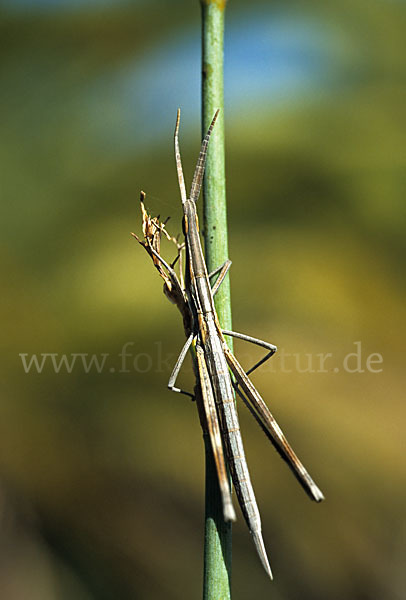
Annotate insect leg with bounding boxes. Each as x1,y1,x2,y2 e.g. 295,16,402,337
168,333,195,398
195,344,236,522
223,345,325,503
222,329,277,376
209,259,232,296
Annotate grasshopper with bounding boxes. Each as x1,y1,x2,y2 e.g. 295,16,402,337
133,110,324,579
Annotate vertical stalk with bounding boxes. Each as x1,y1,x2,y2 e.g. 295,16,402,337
200,1,232,598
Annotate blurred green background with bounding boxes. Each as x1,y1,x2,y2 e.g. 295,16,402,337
1,0,405,598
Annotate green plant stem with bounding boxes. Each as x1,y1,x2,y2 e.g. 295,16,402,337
200,1,233,598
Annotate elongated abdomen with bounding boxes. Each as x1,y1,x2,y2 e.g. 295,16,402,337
204,320,272,577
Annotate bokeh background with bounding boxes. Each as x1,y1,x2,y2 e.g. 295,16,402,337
1,0,405,598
